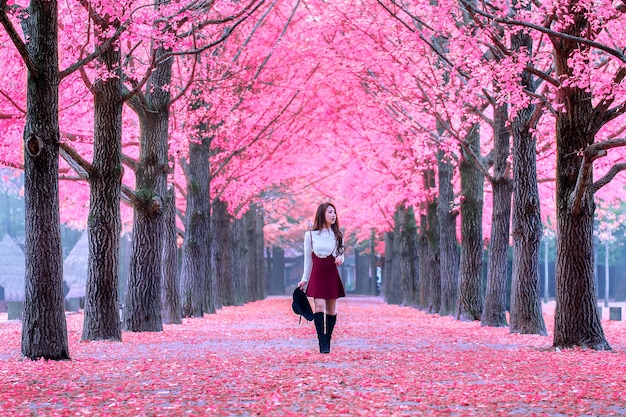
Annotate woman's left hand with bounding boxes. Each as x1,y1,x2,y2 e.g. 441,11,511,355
334,256,343,266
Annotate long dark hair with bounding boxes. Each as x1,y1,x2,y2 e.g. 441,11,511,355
312,202,344,254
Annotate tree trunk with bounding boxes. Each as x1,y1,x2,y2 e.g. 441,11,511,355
355,248,369,294
382,229,402,304
437,150,459,316
82,30,123,341
179,141,210,317
124,45,172,332
418,169,440,312
20,0,70,360
552,8,609,350
211,199,235,307
255,208,266,300
383,216,403,305
401,206,419,306
369,232,378,296
267,246,285,295
243,206,264,301
232,216,245,305
161,186,181,325
123,112,166,332
457,125,484,321
508,26,546,336
481,105,512,327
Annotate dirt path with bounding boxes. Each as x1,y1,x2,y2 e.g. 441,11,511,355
1,296,625,416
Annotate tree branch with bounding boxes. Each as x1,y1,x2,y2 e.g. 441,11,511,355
0,6,38,76
592,163,626,194
587,137,626,153
458,0,626,64
570,144,617,215
121,185,142,208
59,142,93,179
59,18,132,80
121,154,138,172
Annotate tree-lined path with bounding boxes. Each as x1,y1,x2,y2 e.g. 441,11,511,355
1,296,625,416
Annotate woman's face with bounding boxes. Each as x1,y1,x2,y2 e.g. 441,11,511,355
324,205,337,227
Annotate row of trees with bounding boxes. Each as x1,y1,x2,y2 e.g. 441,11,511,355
0,0,312,359
352,0,626,350
1,0,626,360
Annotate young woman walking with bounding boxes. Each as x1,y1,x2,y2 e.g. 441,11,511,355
298,202,345,353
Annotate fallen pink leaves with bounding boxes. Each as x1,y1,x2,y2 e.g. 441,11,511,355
1,297,625,416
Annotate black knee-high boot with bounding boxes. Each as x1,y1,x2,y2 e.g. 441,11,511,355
313,312,328,353
326,314,337,351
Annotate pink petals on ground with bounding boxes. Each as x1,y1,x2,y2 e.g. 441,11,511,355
0,296,625,416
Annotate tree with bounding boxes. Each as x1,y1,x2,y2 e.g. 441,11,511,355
1,0,70,360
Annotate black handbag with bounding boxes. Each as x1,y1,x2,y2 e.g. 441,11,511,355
292,287,314,322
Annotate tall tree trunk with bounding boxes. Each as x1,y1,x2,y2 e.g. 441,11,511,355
481,104,512,327
401,206,419,306
161,186,181,324
211,199,235,307
180,140,210,317
369,231,378,296
418,170,440,312
383,212,403,305
124,45,172,332
552,7,609,350
20,0,69,360
355,248,369,294
457,125,484,321
267,246,285,295
254,207,266,300
381,229,401,304
242,212,253,302
82,29,123,341
232,216,245,305
243,204,265,301
509,24,546,336
437,150,459,316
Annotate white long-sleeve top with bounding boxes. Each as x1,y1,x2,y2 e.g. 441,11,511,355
300,228,345,283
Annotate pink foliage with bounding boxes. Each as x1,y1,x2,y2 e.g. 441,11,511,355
1,0,626,246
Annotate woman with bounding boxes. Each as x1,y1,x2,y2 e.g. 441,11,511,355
298,202,346,354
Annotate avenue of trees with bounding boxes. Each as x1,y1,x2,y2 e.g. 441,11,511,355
1,0,626,360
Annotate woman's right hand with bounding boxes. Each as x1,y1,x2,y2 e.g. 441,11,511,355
298,280,306,290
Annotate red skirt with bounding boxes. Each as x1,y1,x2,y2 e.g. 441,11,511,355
306,253,345,299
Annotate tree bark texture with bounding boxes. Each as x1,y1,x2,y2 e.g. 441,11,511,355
508,27,546,336
82,33,123,341
437,151,459,316
383,219,403,305
244,205,265,301
267,246,285,295
254,207,266,300
161,186,181,325
123,111,166,331
510,105,546,335
481,105,512,328
20,0,70,360
383,232,396,303
179,141,210,317
369,233,378,296
552,7,609,350
400,206,419,306
457,125,484,321
355,248,370,295
232,216,245,306
418,170,440,312
124,45,172,332
211,199,235,307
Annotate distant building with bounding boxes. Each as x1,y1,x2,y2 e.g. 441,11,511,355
63,231,88,299
0,234,25,302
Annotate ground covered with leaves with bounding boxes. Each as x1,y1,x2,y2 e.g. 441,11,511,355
1,296,625,416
